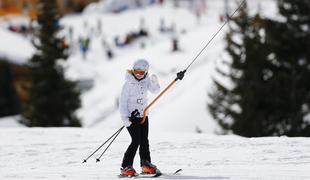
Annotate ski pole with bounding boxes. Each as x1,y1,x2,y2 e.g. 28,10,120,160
96,125,124,162
82,126,124,163
140,0,246,124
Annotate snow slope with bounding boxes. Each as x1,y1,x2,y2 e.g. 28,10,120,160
0,0,277,133
60,3,217,132
1,128,310,180
1,1,310,180
58,0,277,133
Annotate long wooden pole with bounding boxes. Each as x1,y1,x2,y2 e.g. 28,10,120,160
140,79,178,124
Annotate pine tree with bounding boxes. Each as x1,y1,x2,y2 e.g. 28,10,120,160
0,60,20,117
23,0,81,127
208,2,271,136
263,0,310,136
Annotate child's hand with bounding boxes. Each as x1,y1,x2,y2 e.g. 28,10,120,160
129,109,140,125
130,109,140,119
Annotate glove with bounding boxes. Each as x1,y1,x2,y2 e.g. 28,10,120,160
151,74,159,85
129,109,140,124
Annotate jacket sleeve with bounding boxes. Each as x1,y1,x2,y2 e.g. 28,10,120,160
148,75,160,94
119,83,131,127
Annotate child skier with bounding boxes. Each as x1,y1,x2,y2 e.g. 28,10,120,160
119,59,161,177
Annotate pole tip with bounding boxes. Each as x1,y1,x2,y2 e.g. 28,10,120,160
96,159,100,163
82,159,87,163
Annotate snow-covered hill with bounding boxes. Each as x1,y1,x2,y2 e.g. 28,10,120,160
59,2,217,132
0,0,277,133
58,0,276,133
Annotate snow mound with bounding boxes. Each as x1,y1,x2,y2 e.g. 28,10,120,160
0,29,34,64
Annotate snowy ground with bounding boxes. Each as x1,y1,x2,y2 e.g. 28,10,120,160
1,128,310,180
1,1,310,179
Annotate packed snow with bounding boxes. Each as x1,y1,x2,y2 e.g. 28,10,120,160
1,0,310,179
1,128,310,180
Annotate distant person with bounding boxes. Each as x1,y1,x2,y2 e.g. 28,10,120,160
106,48,114,59
79,37,90,59
58,37,69,51
172,36,179,52
102,39,114,59
119,59,161,177
68,26,74,41
8,25,18,33
114,36,123,47
171,25,179,52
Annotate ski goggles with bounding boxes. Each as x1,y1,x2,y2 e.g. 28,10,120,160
133,70,146,76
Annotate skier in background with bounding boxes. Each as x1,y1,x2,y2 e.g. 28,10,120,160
79,36,90,59
119,59,160,177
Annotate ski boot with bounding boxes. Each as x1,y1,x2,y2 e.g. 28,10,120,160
120,166,137,177
141,160,159,174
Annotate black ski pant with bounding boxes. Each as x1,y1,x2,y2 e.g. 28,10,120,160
121,117,151,168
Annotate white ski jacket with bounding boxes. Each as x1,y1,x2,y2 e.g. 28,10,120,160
119,72,160,127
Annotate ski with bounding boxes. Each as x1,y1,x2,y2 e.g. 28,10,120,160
135,172,162,178
136,169,182,178
118,169,182,178
118,174,139,178
118,171,161,179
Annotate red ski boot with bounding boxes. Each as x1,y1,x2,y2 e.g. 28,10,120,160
141,160,158,174
120,166,137,177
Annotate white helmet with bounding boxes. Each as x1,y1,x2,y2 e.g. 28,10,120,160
133,59,149,72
